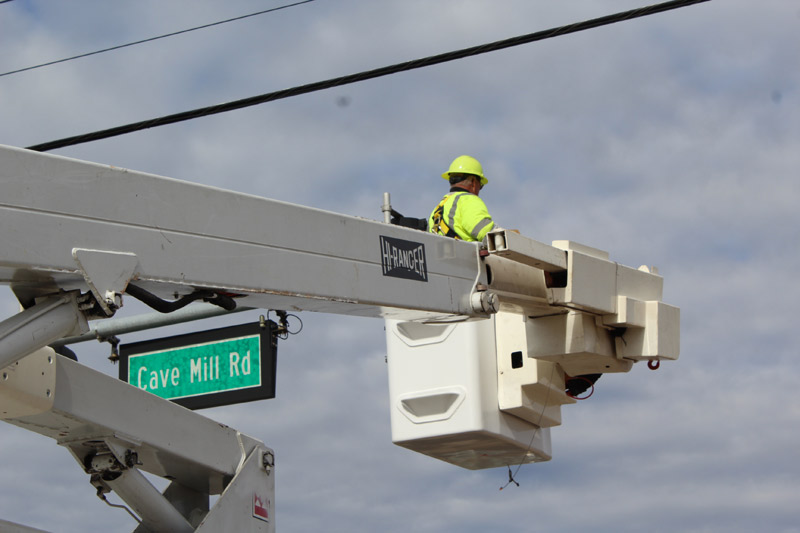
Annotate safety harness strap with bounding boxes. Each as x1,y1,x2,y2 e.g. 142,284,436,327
430,196,459,239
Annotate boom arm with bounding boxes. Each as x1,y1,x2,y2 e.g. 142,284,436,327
0,144,680,530
0,144,485,322
0,143,677,350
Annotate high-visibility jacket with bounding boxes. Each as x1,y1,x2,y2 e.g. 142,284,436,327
428,190,494,242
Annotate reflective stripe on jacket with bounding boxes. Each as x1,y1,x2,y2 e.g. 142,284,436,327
428,191,494,242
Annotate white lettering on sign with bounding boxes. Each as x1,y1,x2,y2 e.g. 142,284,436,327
384,242,426,277
379,236,428,282
123,331,266,406
230,351,252,377
190,356,220,383
136,365,181,391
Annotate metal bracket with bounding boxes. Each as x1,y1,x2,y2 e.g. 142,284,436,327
486,229,568,272
262,451,275,475
72,248,139,317
470,291,499,314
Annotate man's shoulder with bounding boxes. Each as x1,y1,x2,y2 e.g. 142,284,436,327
456,192,487,205
448,190,479,200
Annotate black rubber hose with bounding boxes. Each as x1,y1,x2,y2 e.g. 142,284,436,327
125,283,236,313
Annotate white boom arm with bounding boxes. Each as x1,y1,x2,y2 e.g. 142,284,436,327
0,144,679,531
2,346,275,532
0,144,485,324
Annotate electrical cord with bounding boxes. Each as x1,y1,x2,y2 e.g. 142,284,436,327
268,310,303,340
500,362,558,491
96,488,142,524
125,283,237,313
1,0,316,78
27,0,711,153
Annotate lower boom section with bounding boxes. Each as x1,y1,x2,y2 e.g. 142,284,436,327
1,348,275,532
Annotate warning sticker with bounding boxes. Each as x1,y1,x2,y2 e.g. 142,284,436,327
253,493,270,522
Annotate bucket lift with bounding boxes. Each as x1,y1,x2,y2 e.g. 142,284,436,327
386,234,678,469
0,144,678,530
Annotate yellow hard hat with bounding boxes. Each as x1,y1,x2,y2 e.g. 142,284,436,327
441,155,488,186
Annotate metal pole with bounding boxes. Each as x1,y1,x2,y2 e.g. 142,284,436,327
0,519,51,533
382,192,392,224
52,303,253,346
104,468,194,533
0,293,87,369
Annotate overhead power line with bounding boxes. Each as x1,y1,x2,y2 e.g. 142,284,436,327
0,0,315,78
27,0,711,153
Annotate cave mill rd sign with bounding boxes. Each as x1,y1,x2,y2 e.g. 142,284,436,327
119,321,278,410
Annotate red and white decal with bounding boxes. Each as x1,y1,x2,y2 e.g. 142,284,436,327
253,493,270,522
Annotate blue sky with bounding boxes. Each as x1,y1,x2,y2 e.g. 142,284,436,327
1,1,799,531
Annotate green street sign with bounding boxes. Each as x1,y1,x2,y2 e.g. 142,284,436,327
119,321,278,410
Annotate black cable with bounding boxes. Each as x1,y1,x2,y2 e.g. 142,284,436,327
96,490,142,524
26,0,710,153
1,0,315,78
0,0,16,4
125,283,237,313
499,362,558,491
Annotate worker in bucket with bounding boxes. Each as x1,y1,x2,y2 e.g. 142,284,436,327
428,155,494,242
